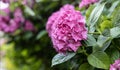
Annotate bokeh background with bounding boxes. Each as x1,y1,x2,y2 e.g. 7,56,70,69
0,0,80,70
0,0,119,70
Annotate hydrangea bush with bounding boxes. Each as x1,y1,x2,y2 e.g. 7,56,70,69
47,0,120,70
0,1,35,33
0,0,120,70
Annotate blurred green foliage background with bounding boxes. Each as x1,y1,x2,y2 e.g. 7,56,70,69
0,0,120,70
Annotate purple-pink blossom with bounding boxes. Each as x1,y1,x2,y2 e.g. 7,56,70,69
24,20,35,31
0,6,35,33
110,59,120,70
14,8,25,23
79,0,98,8
1,0,34,8
0,18,19,33
1,0,10,3
0,7,22,33
46,4,87,53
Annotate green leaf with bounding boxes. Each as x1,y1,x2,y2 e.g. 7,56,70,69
21,49,28,57
51,52,76,66
87,3,105,32
97,35,112,51
84,34,96,46
36,0,43,2
102,29,110,36
23,32,33,39
87,51,110,69
25,6,35,16
108,1,119,17
100,20,113,32
112,7,120,27
36,30,47,40
79,63,94,70
109,48,120,63
110,27,120,38
86,5,95,20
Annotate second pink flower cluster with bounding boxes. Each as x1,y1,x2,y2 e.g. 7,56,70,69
79,0,98,8
0,2,35,33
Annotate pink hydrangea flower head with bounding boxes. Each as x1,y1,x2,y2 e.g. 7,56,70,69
0,8,10,15
0,21,9,32
0,3,10,33
110,59,120,70
14,8,25,23
79,0,98,8
9,19,19,32
60,4,74,11
0,19,19,33
24,20,35,31
1,0,10,3
0,7,21,33
46,4,87,53
46,11,59,37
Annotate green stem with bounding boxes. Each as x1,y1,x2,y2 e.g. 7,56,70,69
82,46,89,56
84,51,89,56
